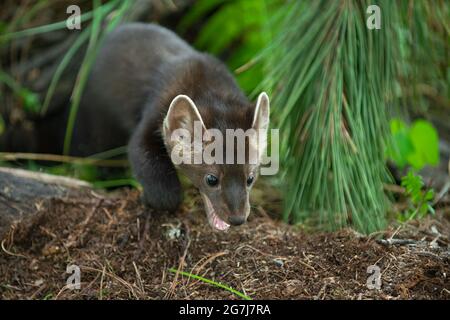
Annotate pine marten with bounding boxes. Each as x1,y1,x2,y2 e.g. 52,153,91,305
4,23,271,231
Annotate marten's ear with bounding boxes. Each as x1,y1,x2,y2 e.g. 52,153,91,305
163,95,207,140
252,92,270,159
252,92,270,132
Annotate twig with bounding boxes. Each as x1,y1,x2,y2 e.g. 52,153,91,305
165,223,191,299
188,251,229,287
433,180,450,205
65,200,102,248
132,261,145,295
1,239,27,259
80,265,140,299
234,58,257,74
376,238,417,246
0,152,128,167
133,211,151,260
383,183,406,194
99,265,106,300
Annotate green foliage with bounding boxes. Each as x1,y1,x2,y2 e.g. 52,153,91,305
1,0,133,154
18,88,41,114
0,21,7,34
63,0,133,155
41,25,92,116
387,119,413,168
387,118,439,170
398,170,435,222
396,1,449,114
408,121,440,169
47,146,136,187
0,70,41,114
25,161,138,189
178,0,281,94
0,1,118,43
263,0,399,233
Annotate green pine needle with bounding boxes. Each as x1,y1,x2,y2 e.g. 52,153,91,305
168,268,252,300
263,0,399,233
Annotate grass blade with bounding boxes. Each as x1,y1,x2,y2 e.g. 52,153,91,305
168,268,252,300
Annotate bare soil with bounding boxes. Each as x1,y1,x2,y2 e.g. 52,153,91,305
0,188,449,300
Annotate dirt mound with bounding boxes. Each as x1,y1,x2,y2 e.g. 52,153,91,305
0,189,449,299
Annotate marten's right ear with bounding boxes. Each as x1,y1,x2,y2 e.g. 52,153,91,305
163,95,207,142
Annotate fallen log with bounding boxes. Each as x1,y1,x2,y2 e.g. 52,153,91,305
0,167,91,239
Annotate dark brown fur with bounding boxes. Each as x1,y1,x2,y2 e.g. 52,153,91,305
2,23,266,226
76,23,257,213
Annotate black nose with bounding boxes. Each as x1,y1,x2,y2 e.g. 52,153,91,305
228,215,246,226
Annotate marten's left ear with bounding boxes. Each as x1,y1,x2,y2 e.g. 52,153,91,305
252,92,270,131
163,94,207,140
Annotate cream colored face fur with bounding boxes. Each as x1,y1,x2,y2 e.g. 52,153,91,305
163,92,270,231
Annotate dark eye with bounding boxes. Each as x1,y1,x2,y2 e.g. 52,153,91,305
246,175,254,186
205,174,219,187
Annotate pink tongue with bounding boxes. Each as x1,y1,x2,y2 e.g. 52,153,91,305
201,194,230,231
213,214,229,231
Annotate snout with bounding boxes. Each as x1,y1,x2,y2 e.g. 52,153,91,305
228,215,246,226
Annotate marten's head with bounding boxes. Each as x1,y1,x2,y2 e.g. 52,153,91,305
163,92,270,231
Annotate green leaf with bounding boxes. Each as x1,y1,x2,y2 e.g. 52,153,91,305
424,189,434,201
399,170,435,221
407,120,440,170
19,88,41,114
390,118,407,134
387,118,440,170
428,205,435,216
386,119,414,168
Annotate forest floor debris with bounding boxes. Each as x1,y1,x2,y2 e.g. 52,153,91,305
0,188,449,300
